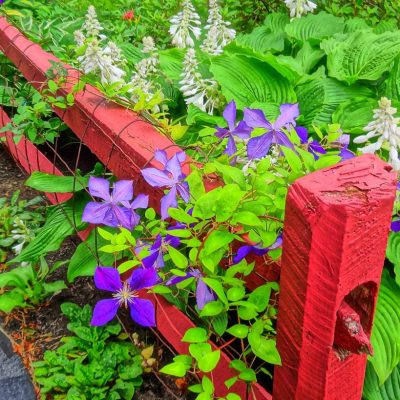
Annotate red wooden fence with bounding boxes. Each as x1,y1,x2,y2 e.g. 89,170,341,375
0,16,397,399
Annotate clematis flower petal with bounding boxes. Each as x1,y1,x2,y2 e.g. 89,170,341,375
225,135,237,156
223,100,237,132
108,205,134,229
82,202,111,225
166,272,194,286
177,181,190,203
154,149,168,167
247,133,273,160
275,130,294,149
142,168,175,187
161,185,178,220
243,108,272,129
88,177,111,201
274,103,299,130
233,245,254,264
391,219,400,232
94,266,123,292
129,298,156,327
196,279,217,310
131,194,149,210
91,298,119,326
215,127,229,139
234,120,252,138
295,126,308,144
166,153,184,181
129,267,159,291
112,180,133,203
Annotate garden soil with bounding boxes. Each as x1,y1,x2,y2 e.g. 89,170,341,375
0,146,190,400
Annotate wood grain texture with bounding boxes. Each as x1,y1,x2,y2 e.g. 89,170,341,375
273,154,397,400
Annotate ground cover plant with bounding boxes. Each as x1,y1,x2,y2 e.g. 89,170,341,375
1,0,400,399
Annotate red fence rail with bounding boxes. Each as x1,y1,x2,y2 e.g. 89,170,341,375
0,16,397,399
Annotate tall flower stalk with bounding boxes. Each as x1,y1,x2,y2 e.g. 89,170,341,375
201,0,236,55
283,0,317,18
354,97,400,170
169,0,201,48
180,49,222,114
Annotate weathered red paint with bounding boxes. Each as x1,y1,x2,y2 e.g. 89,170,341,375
274,154,397,400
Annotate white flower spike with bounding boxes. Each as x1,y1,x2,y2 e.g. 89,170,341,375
284,0,317,18
169,0,201,48
354,97,400,170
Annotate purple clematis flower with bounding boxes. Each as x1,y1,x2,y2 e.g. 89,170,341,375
166,269,216,310
121,193,149,228
233,234,283,264
141,150,190,220
214,100,252,156
244,104,299,160
295,126,326,160
142,233,180,269
91,266,159,327
391,219,400,232
82,177,135,230
336,134,355,160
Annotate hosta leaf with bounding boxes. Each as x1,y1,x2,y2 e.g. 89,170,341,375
344,18,370,33
263,13,289,32
332,98,377,134
235,26,286,54
381,55,400,101
373,19,398,35
327,31,400,84
159,48,185,83
296,77,373,128
210,54,296,109
369,270,400,384
363,362,400,400
285,12,345,43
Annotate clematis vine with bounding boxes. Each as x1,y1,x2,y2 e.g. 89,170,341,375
233,234,283,264
244,104,299,160
91,267,158,327
142,233,180,269
82,177,148,230
295,126,326,160
214,100,252,156
141,150,190,219
166,269,217,310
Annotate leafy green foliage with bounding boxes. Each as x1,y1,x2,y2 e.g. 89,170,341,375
33,303,144,400
0,258,66,312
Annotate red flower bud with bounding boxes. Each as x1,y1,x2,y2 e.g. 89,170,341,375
123,10,135,20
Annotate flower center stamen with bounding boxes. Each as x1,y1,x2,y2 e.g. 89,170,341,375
113,282,138,308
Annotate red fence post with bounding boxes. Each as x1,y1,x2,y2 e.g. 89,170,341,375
273,154,397,399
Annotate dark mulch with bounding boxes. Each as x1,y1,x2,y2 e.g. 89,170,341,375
0,146,189,400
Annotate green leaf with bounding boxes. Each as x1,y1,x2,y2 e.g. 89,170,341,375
159,48,185,83
210,54,296,110
327,31,400,84
314,155,341,170
168,246,188,269
25,172,88,193
197,350,221,373
239,368,257,382
11,195,87,263
296,77,373,128
68,229,116,282
182,328,208,343
370,270,400,384
248,283,274,313
226,324,249,339
202,278,228,304
363,361,400,400
200,300,224,317
227,287,246,302
167,208,198,224
0,291,26,312
159,362,188,377
285,12,345,43
382,55,400,101
232,211,262,227
202,230,235,256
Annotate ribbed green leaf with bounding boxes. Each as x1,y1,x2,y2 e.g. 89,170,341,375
374,19,398,35
285,12,345,43
332,98,377,134
363,362,400,400
296,77,373,128
381,55,400,101
210,54,296,109
369,270,400,384
327,31,400,84
25,171,88,193
344,18,370,33
11,195,87,263
159,48,185,83
263,13,289,32
236,26,285,54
